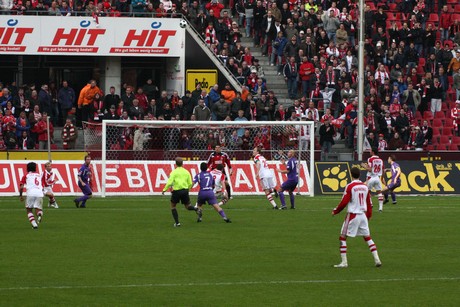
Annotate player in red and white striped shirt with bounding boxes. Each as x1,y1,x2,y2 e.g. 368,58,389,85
207,145,233,199
19,162,44,229
332,167,382,268
42,162,59,209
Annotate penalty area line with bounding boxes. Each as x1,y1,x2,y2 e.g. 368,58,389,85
1,277,459,291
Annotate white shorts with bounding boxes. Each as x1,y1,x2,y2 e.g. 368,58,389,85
260,177,276,190
367,176,382,192
341,213,370,237
25,196,43,210
43,187,54,195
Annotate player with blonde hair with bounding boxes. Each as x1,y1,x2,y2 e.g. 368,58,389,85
42,162,59,208
253,146,279,209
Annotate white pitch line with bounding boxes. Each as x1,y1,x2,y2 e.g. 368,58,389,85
0,277,459,291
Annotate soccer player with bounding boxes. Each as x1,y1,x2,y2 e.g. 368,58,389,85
19,162,44,229
194,162,231,223
74,155,93,208
332,167,382,268
382,155,401,205
275,149,299,209
162,157,199,227
42,161,59,208
211,164,229,207
207,145,233,199
253,146,279,209
361,147,384,212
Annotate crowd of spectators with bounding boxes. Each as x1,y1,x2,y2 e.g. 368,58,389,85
1,0,460,154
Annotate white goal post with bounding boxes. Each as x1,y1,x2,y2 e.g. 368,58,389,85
93,120,316,197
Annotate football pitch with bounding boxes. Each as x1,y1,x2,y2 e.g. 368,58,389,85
1,195,459,306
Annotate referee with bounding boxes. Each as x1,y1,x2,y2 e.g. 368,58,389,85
162,157,198,227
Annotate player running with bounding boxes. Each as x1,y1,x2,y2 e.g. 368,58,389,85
382,155,401,205
361,147,384,212
275,150,299,209
194,162,231,223
74,155,93,208
19,162,44,229
207,145,233,199
253,146,279,209
42,162,59,208
210,164,229,207
332,167,382,268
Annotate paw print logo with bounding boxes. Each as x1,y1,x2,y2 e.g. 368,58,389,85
316,163,351,194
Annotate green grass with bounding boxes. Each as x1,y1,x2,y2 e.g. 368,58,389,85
1,195,459,306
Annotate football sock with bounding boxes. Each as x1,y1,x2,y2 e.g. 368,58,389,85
218,210,227,219
365,236,381,262
171,208,179,224
378,193,384,211
226,184,231,198
339,236,347,264
27,211,37,228
289,192,295,207
279,192,286,207
391,192,396,202
218,198,228,206
266,191,277,208
49,196,56,204
36,209,43,218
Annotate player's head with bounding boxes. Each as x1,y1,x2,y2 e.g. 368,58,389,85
45,161,52,171
27,162,37,172
216,164,224,171
252,146,261,157
215,145,222,153
84,155,91,165
351,167,360,179
287,150,295,158
388,154,396,164
175,157,183,167
200,162,207,171
371,147,378,156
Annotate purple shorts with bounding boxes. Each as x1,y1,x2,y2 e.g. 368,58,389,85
281,180,298,192
79,183,93,196
387,181,401,191
197,190,218,206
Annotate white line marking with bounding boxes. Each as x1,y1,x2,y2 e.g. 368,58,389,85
0,277,458,291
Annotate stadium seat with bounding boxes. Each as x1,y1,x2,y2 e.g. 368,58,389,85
434,111,445,120
445,118,454,128
449,144,459,150
423,111,434,121
432,128,441,139
437,144,447,150
453,13,460,21
51,144,58,150
441,102,449,112
426,145,436,151
428,13,439,23
432,119,443,128
440,135,450,144
442,127,453,137
452,136,460,145
388,3,398,11
386,12,396,21
367,3,376,10
415,111,422,120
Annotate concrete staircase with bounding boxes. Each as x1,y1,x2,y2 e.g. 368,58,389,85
323,139,354,161
239,37,292,107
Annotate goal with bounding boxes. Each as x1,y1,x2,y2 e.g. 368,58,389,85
84,120,316,197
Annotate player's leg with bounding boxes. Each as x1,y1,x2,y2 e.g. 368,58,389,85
212,203,231,223
226,182,232,199
377,189,384,212
364,236,382,267
334,235,348,268
288,190,296,209
195,194,205,223
170,191,181,226
217,192,229,207
75,185,91,208
278,182,287,209
48,191,58,208
263,177,279,209
25,197,38,229
335,213,357,267
35,197,44,224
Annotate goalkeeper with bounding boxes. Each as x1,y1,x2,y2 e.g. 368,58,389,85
162,157,200,227
207,145,233,199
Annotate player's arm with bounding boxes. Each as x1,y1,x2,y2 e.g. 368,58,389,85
206,153,213,169
332,187,351,215
187,172,193,190
19,175,26,202
162,171,175,194
394,166,401,182
77,169,86,186
366,190,373,219
225,154,233,175
361,161,371,171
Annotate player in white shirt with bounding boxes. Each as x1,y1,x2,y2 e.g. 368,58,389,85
332,167,382,268
211,164,229,206
253,146,279,209
42,162,59,208
361,147,385,212
19,162,44,229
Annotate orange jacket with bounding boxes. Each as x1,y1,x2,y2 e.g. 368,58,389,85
221,89,236,103
78,84,101,107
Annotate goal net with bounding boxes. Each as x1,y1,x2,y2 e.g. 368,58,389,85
84,120,315,197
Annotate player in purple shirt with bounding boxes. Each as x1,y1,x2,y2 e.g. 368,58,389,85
275,150,299,209
74,155,93,208
194,162,231,223
382,155,401,205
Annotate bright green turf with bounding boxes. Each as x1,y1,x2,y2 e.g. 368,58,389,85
1,195,459,306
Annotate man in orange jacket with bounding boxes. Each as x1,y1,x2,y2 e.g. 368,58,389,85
78,80,101,125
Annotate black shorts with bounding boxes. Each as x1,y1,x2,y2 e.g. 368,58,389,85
171,189,190,205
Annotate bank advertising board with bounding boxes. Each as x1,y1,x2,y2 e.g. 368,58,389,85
315,161,460,195
0,16,184,56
